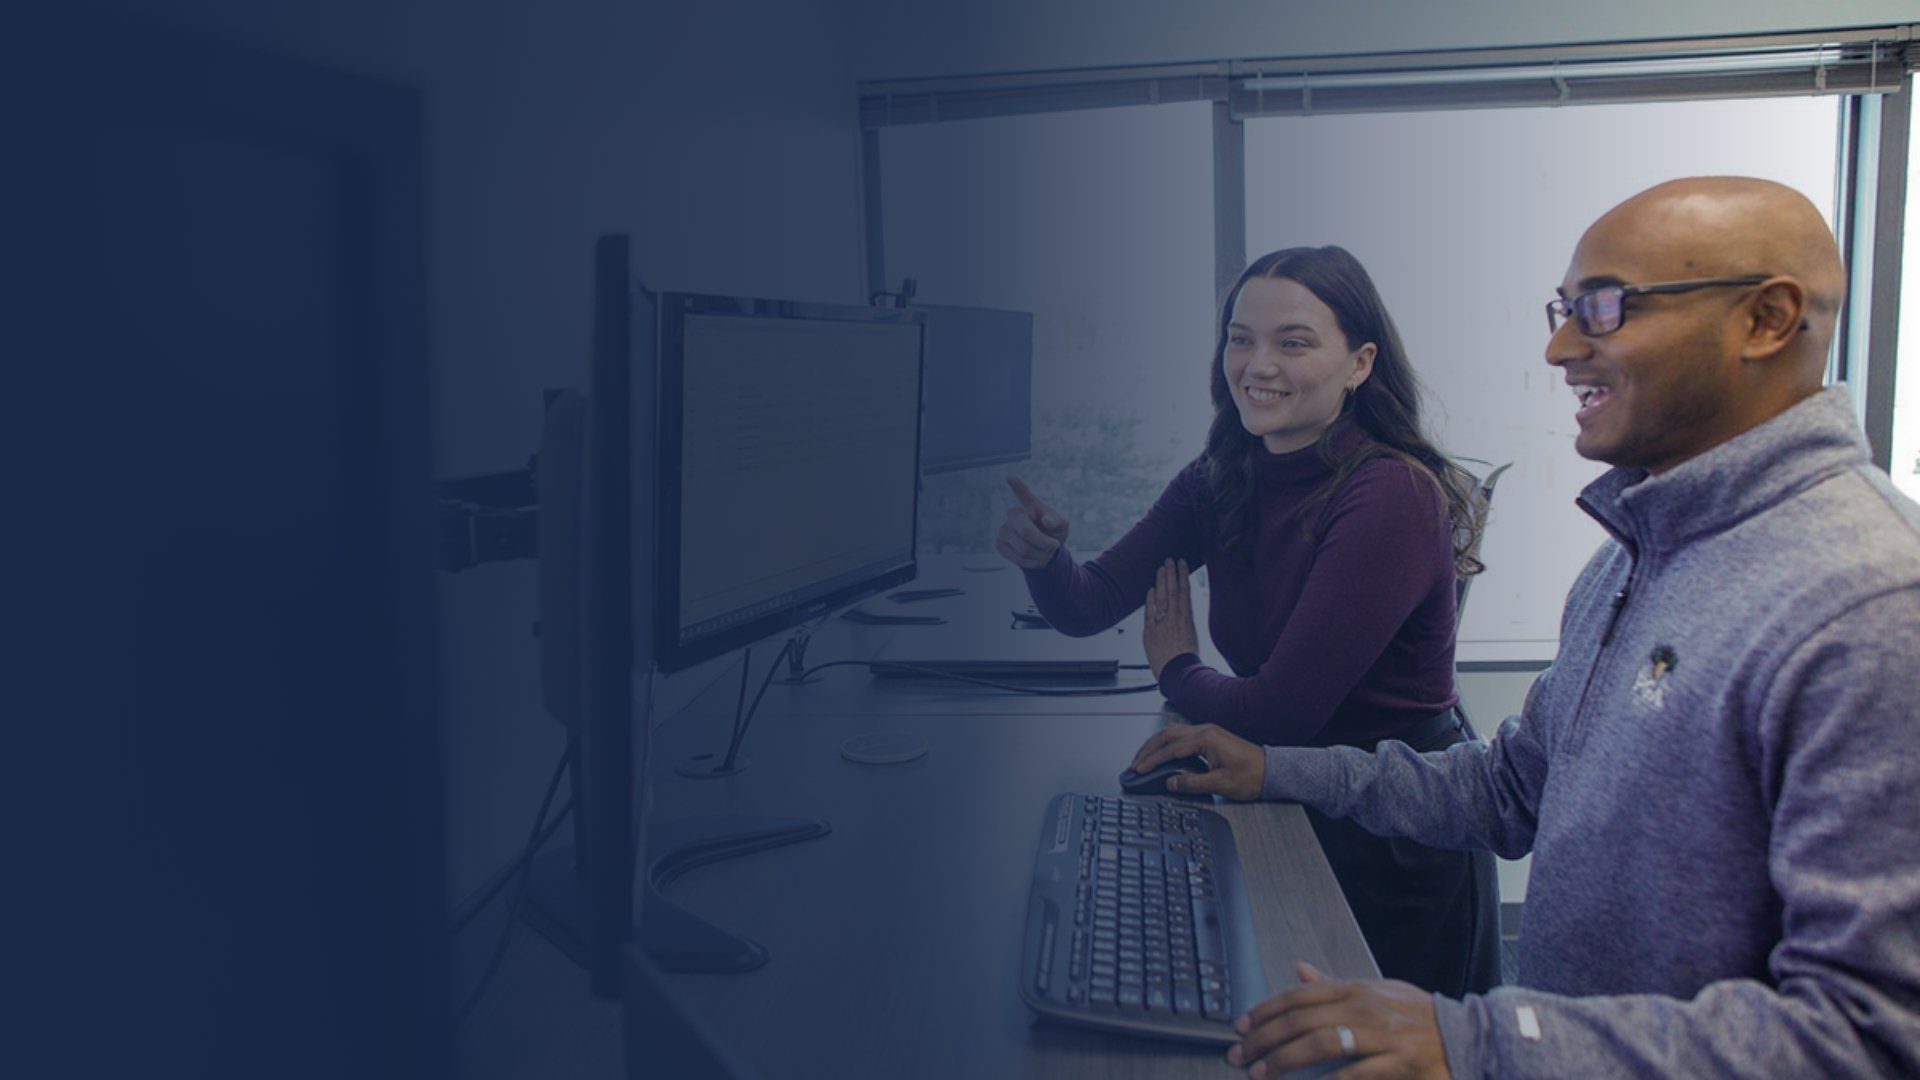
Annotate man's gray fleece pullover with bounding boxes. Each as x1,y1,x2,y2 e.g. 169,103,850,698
1261,387,1920,1077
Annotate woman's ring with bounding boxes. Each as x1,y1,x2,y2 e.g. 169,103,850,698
1334,1025,1357,1056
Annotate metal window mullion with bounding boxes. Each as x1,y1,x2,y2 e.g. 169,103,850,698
1212,101,1245,311
1862,75,1911,471
861,128,886,301
1830,95,1858,389
1838,96,1875,422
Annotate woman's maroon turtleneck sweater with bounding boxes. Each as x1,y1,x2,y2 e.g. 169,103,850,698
1023,427,1460,746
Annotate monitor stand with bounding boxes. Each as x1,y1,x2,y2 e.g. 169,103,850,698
523,814,830,975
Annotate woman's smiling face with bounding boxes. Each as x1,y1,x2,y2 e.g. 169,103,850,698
1223,276,1375,454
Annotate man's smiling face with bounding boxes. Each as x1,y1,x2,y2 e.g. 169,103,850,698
1546,203,1758,474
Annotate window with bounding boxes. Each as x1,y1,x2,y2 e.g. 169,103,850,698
1894,100,1920,502
878,104,1216,553
1243,98,1842,648
865,33,1907,647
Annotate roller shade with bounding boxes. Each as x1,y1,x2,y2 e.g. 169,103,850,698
860,27,1914,128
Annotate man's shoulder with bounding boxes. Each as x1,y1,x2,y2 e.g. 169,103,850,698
1709,463,1920,657
1818,462,1920,543
1769,463,1920,590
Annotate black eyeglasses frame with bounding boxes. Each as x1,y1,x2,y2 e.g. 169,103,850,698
1545,275,1771,336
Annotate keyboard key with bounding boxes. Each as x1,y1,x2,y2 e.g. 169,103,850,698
1190,899,1226,964
1174,983,1199,1016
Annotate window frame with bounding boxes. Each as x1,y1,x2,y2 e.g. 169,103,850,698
859,26,1917,468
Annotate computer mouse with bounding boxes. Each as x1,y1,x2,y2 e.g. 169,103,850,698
1118,754,1209,795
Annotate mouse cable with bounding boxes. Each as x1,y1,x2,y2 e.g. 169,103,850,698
789,658,1162,697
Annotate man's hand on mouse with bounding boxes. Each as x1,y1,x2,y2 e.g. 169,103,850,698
1143,557,1201,678
997,475,1070,570
1130,722,1266,801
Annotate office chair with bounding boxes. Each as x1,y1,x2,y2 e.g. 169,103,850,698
1454,462,1512,621
1453,462,1511,739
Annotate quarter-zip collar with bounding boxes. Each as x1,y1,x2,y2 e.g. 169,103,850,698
1574,386,1870,561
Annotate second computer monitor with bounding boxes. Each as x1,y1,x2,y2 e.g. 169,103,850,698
915,303,1033,475
654,293,926,673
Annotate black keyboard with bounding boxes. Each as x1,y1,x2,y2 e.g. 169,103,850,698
1019,794,1269,1045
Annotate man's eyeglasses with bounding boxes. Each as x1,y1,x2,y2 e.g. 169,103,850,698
1546,276,1769,336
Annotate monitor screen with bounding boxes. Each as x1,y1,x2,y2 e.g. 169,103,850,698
655,294,925,672
915,304,1033,474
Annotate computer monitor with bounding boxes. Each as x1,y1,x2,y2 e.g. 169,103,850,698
654,293,927,673
528,255,929,997
525,237,649,998
914,303,1033,475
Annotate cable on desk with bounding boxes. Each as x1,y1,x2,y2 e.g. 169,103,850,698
791,658,1162,697
456,736,573,1025
449,797,575,933
716,639,796,773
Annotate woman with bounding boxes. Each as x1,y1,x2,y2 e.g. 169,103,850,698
997,245,1499,995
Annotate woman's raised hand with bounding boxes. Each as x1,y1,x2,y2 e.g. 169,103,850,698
997,475,1071,569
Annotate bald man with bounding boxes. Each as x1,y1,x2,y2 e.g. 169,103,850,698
1130,177,1920,1077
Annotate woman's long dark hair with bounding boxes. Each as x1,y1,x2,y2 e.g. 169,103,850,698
1203,246,1485,577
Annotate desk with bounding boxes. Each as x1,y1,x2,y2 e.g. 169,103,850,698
461,565,1378,1079
639,615,1378,1079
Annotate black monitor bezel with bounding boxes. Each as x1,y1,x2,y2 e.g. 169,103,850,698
913,302,1034,476
653,292,925,674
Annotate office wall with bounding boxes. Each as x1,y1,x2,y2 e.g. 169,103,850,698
849,0,1920,80
106,0,871,903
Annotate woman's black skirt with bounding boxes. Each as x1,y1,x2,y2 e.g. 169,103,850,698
1306,712,1503,996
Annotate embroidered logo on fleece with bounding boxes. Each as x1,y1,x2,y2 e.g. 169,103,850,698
1631,644,1678,709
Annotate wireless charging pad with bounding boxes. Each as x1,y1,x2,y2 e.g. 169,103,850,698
839,731,928,765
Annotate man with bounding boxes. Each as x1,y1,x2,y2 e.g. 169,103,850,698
1131,176,1920,1077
